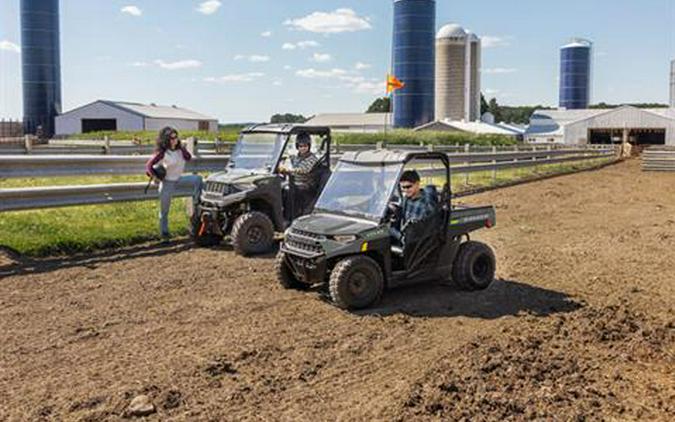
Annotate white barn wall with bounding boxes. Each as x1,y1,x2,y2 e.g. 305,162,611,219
55,102,144,135
144,118,219,133
565,108,675,145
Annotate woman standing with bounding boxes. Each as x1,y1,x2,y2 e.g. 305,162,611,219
145,127,203,241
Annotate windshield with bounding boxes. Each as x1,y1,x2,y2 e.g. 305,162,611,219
314,162,402,220
228,133,283,172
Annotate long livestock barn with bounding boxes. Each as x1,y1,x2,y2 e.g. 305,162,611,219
55,100,218,135
525,105,675,145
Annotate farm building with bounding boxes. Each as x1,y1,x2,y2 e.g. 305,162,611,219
55,100,218,135
414,119,524,139
305,113,392,133
525,105,675,145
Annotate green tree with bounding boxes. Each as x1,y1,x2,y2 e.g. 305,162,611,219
480,94,489,116
270,113,307,124
366,97,391,113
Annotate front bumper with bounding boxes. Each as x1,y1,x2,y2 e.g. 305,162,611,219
280,245,327,284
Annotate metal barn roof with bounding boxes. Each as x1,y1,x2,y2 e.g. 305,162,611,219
101,101,215,121
305,113,392,127
59,100,216,121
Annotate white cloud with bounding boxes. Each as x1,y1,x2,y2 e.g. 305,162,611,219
129,61,150,67
0,40,20,53
272,79,283,86
296,68,348,79
297,40,320,49
283,65,293,70
154,59,203,69
234,54,271,62
249,55,270,63
196,0,222,15
296,67,383,95
261,31,273,38
204,72,265,83
285,8,372,34
482,67,518,74
282,40,320,51
482,36,511,48
355,62,371,70
352,81,382,95
311,53,332,63
121,5,142,17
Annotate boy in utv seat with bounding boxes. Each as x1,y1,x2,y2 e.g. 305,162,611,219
389,170,440,249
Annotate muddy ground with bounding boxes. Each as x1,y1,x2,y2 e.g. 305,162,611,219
1,159,673,421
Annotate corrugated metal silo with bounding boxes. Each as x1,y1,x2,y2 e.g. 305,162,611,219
21,0,62,137
435,24,468,121
392,0,435,128
559,38,592,110
468,32,481,121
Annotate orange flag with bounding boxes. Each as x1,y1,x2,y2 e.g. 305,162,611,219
386,74,405,94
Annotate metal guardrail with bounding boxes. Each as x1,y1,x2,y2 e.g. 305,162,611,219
0,181,196,212
0,155,230,178
641,147,675,171
0,146,618,212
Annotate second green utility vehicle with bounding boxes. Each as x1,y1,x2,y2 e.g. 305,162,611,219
275,150,497,310
192,124,331,255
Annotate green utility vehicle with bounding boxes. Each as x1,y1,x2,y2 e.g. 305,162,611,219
275,150,497,309
192,124,331,255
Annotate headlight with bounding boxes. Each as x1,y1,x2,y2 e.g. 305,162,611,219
332,235,357,243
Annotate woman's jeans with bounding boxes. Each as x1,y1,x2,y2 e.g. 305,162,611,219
159,175,203,237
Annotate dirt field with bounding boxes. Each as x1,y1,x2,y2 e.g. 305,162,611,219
1,159,673,421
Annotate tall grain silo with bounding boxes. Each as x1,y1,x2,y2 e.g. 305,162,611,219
468,32,481,121
670,60,675,108
21,0,62,136
559,38,592,110
435,24,481,122
392,0,435,128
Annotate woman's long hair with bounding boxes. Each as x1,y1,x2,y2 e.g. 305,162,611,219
156,126,178,152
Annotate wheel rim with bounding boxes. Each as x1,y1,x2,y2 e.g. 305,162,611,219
348,270,371,298
247,226,264,244
472,254,491,282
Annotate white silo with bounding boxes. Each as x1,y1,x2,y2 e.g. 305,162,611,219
468,32,482,121
435,24,481,122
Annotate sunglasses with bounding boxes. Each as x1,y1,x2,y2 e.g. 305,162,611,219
400,184,415,190
170,133,178,139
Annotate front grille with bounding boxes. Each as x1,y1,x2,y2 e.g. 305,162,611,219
205,181,231,195
285,228,325,255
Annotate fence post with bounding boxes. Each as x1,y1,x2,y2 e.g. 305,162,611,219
103,136,111,155
24,134,33,154
186,137,197,156
464,143,470,186
492,146,497,184
532,145,538,173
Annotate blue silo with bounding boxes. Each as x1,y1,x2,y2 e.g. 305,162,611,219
559,39,592,110
21,0,62,137
392,0,435,128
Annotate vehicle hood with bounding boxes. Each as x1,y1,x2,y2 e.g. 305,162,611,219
206,171,273,186
292,213,377,236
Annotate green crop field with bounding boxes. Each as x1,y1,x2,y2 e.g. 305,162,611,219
69,128,517,147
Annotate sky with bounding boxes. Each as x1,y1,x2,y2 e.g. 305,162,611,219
1,0,675,123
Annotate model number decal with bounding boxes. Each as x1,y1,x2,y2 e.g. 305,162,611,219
451,214,491,224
